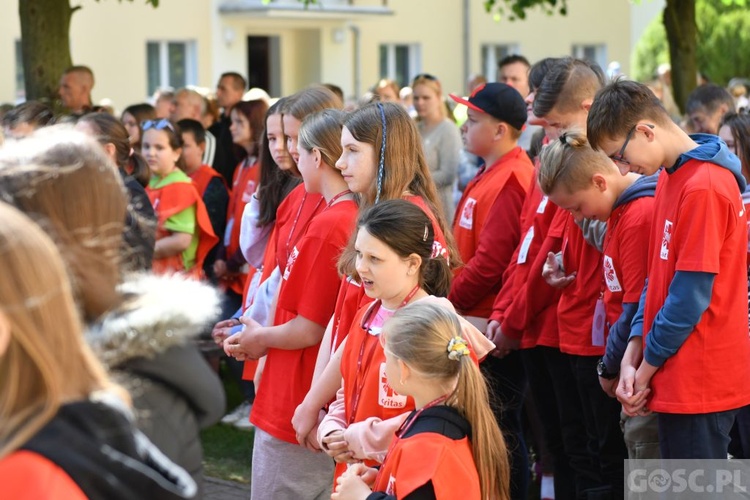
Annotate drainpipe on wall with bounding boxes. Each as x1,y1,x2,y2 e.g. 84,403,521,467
463,0,470,94
348,24,361,100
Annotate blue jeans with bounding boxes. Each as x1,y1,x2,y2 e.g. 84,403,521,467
658,409,739,459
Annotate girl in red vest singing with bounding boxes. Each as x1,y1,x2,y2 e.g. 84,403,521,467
332,301,509,500
224,106,357,500
142,119,217,278
316,199,493,486
213,100,268,308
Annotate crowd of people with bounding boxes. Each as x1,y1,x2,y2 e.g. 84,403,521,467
0,54,749,500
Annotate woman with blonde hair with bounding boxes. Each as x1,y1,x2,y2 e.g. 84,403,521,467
373,79,401,103
412,73,461,221
332,301,509,500
0,203,196,499
0,127,224,495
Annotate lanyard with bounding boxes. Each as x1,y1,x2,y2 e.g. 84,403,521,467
325,189,352,209
285,192,324,263
348,284,421,424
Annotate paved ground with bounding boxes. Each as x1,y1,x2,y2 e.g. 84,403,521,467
205,476,250,499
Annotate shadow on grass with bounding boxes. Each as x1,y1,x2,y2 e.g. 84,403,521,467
201,424,254,484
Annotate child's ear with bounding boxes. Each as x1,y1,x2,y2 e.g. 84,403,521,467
636,122,656,142
199,141,206,154
398,359,412,385
494,121,507,141
313,148,323,168
581,98,593,112
405,253,423,276
592,172,608,192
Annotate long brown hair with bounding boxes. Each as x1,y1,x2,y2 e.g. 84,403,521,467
0,127,128,323
0,203,115,458
384,302,510,500
338,102,459,275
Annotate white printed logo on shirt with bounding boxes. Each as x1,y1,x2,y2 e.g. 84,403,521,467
660,220,673,260
458,197,477,230
283,246,299,280
603,255,622,292
379,363,407,409
517,227,534,264
536,196,549,214
241,180,257,203
385,475,396,495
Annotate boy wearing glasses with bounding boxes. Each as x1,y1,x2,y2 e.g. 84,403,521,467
587,78,750,459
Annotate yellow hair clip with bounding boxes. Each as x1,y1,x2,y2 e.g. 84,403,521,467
447,336,470,361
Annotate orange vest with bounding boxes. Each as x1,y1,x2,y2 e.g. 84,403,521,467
146,179,218,279
189,164,227,197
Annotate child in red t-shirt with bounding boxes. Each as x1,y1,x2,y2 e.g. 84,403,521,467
537,130,660,462
331,302,509,500
224,106,356,499
588,78,750,459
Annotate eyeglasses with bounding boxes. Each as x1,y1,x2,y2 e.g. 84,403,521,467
609,125,636,166
412,73,438,82
141,119,174,132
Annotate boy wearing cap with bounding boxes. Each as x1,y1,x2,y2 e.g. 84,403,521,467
588,79,750,459
448,82,534,498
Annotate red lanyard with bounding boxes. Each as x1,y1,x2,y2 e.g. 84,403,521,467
348,284,422,424
325,189,352,209
285,192,324,262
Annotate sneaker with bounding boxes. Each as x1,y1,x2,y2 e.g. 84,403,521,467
220,401,252,425
233,413,255,431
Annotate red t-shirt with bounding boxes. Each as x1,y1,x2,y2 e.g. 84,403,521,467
222,159,260,294
555,211,605,356
450,147,534,318
250,199,358,443
602,196,653,327
0,451,87,500
491,168,562,349
644,161,750,413
273,184,325,274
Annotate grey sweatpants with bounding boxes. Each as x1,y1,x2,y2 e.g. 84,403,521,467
251,427,335,500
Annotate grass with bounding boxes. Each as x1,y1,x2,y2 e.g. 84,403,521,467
200,358,255,484
201,424,254,483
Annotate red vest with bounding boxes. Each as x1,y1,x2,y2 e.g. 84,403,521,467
146,179,218,279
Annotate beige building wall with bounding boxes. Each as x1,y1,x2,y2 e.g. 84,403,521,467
0,0,660,106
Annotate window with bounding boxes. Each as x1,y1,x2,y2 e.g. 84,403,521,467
572,44,607,72
15,40,25,101
146,41,197,96
481,44,519,81
379,44,421,88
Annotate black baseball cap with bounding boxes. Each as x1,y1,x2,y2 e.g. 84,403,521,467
450,83,527,130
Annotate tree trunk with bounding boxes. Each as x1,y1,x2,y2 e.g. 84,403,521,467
19,0,76,102
664,0,697,115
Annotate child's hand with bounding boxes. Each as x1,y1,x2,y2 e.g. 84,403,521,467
345,463,379,487
598,375,619,398
616,363,650,416
542,252,576,288
223,322,268,360
322,430,354,463
292,402,324,449
486,320,519,359
211,318,239,347
331,469,372,500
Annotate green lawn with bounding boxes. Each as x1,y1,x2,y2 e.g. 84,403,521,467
201,424,254,483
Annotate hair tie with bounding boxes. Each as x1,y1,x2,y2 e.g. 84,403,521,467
559,133,568,145
447,336,470,361
375,102,387,204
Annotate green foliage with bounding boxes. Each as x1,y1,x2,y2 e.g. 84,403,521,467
632,0,750,85
483,0,567,21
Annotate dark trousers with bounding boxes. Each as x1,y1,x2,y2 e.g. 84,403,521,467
522,346,576,500
659,409,738,459
570,354,627,500
481,352,529,500
543,348,602,500
729,405,750,458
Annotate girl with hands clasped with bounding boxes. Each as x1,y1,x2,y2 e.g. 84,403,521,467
332,302,509,500
311,200,493,485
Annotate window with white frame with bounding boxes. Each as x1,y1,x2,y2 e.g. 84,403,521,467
481,44,520,81
572,44,607,72
146,41,197,96
379,44,421,88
